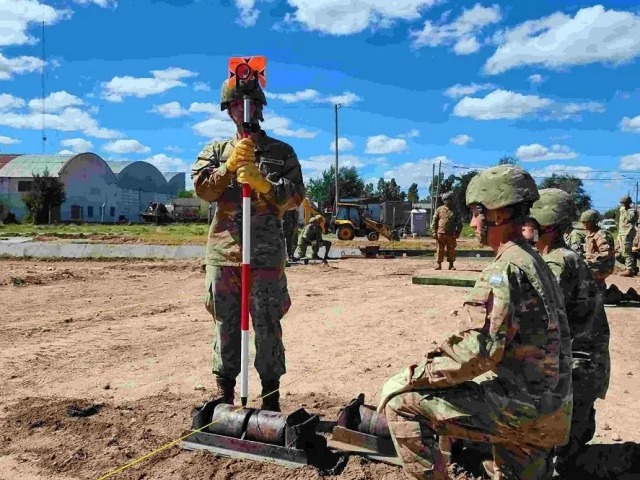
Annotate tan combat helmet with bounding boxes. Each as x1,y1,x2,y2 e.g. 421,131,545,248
466,164,539,210
529,188,577,228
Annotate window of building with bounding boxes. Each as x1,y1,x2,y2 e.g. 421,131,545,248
18,181,33,192
87,206,94,218
110,206,115,217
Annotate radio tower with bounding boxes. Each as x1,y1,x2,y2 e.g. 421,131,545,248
41,19,47,154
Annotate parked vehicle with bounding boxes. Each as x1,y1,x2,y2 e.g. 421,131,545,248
599,219,616,231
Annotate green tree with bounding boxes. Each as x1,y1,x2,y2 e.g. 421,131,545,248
363,183,375,197
498,155,518,165
176,189,195,198
22,169,66,224
407,183,419,203
538,174,592,212
603,208,620,223
429,173,456,197
449,170,478,222
375,178,407,201
306,165,366,208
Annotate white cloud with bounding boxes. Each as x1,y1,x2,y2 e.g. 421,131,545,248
0,0,70,48
0,94,26,111
165,145,184,153
400,128,420,138
621,115,640,133
188,102,216,114
282,0,439,35
58,149,75,155
450,134,472,145
60,138,93,152
103,139,151,154
299,153,377,180
0,52,44,80
410,3,502,54
192,111,237,140
235,0,262,26
452,89,604,120
330,137,354,152
142,153,188,172
528,164,596,182
365,135,408,154
193,81,210,92
262,113,317,139
444,82,495,99
515,143,578,162
620,154,640,171
72,0,118,7
28,91,84,111
266,89,361,106
484,5,640,75
383,155,453,191
150,101,189,118
101,67,197,102
528,74,544,85
0,135,19,145
0,107,121,139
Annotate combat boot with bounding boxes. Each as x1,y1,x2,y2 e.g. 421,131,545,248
260,380,281,412
448,262,455,270
215,377,235,404
435,262,442,270
619,269,633,277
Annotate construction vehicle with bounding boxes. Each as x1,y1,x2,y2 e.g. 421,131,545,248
301,198,331,233
332,203,400,241
140,201,173,224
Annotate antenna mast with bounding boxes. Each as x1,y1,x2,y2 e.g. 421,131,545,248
41,19,47,154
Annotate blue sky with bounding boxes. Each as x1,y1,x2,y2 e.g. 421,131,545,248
1,0,640,211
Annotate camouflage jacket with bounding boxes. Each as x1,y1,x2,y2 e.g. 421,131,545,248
399,240,572,440
618,206,638,237
566,227,587,256
543,242,611,400
299,222,322,244
431,204,462,235
191,130,305,268
584,229,615,281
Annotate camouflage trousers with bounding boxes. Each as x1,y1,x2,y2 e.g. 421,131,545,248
283,224,298,258
379,371,565,479
295,238,332,259
435,235,456,263
618,232,637,270
204,265,291,383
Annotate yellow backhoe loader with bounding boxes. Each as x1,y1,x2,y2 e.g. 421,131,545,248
332,203,400,241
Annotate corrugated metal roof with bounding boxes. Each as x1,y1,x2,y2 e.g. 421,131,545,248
0,154,22,173
0,154,76,177
106,160,134,174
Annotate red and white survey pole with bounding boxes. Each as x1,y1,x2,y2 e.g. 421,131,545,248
228,56,267,408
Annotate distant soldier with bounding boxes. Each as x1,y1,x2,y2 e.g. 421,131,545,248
430,192,462,270
282,208,299,262
581,210,615,294
618,194,638,276
294,215,331,262
566,222,587,255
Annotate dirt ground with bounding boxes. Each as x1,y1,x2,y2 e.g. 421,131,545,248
1,257,639,480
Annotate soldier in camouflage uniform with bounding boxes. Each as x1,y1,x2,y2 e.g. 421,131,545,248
377,165,572,480
618,195,638,276
282,208,299,261
294,215,331,262
430,192,463,270
191,78,305,411
565,222,587,256
581,210,615,295
525,189,611,476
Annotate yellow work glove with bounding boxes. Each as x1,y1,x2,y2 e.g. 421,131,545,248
226,138,255,173
237,162,272,194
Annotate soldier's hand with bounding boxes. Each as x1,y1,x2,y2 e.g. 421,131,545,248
227,138,256,173
237,162,272,194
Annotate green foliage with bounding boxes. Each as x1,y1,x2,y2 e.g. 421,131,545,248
603,208,620,223
407,183,419,203
306,165,366,207
176,190,195,198
21,169,66,224
538,174,592,212
375,177,407,201
449,170,478,221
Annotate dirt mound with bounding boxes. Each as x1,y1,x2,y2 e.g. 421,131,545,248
1,267,85,286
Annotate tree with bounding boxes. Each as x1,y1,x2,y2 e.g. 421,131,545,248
375,177,407,201
306,165,366,208
363,183,375,197
429,172,456,197
538,174,592,212
498,156,518,165
22,169,66,224
448,170,478,222
177,189,195,198
603,208,619,223
407,183,419,203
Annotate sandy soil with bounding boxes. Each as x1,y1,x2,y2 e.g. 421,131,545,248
1,257,639,480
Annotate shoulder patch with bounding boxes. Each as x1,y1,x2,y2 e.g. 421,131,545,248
489,273,504,286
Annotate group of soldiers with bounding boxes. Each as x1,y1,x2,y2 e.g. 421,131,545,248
191,76,618,478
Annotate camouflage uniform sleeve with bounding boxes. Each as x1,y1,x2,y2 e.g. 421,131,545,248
262,147,305,211
411,264,513,389
430,207,439,232
191,142,232,203
589,232,614,264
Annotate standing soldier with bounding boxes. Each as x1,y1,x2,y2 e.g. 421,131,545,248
524,189,611,476
282,208,299,262
566,221,587,255
581,210,616,295
618,195,638,276
430,192,462,270
377,165,572,480
191,77,305,411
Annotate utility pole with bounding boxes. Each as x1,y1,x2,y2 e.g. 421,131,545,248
334,103,342,213
429,163,435,227
435,160,442,209
41,19,47,154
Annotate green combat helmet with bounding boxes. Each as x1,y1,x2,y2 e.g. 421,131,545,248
580,209,600,223
466,164,539,210
220,78,267,121
529,188,577,227
620,194,631,204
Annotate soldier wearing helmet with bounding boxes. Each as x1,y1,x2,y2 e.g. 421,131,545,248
376,165,572,480
580,209,615,292
293,215,332,263
191,76,305,411
617,195,638,276
430,191,462,270
565,221,587,255
523,189,611,475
